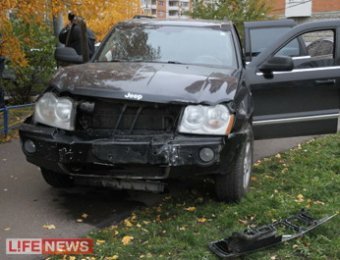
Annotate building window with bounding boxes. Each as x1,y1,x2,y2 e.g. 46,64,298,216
169,10,179,16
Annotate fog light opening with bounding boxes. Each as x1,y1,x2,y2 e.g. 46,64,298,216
24,140,36,154
199,147,215,163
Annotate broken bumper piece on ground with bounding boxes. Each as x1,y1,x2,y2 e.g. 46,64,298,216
209,209,337,258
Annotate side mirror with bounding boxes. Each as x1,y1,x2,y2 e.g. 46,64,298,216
55,47,83,65
259,56,294,74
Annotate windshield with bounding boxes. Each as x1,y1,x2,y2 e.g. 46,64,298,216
96,24,237,68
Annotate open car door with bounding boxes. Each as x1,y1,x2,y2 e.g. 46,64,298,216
247,20,340,139
244,19,306,62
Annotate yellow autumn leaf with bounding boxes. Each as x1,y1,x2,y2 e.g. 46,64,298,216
122,235,134,246
238,219,248,225
43,224,56,230
96,239,106,246
131,213,137,221
124,219,133,227
275,154,281,159
105,255,119,260
254,160,262,166
197,217,207,223
184,207,196,212
295,194,304,203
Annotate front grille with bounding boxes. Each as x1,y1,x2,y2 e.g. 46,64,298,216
77,100,182,135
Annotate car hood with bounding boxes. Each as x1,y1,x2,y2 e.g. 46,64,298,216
51,62,240,105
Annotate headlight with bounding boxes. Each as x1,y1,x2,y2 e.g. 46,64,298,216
178,104,234,135
34,92,76,131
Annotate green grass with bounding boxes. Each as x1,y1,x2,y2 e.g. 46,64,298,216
63,134,340,259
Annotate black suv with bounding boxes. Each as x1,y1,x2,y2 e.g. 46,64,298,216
19,19,340,202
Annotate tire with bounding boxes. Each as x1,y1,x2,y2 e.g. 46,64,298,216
215,124,254,202
41,168,74,188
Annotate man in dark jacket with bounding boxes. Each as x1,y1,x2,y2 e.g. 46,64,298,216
59,12,96,59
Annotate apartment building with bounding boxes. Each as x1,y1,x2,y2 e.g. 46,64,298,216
142,0,192,19
268,0,340,22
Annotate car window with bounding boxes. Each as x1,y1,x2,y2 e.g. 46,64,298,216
96,25,237,68
275,38,300,57
249,27,294,56
275,30,335,68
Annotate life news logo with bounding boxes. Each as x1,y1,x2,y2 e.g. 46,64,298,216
6,238,94,255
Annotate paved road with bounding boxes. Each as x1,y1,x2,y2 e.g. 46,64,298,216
0,136,313,259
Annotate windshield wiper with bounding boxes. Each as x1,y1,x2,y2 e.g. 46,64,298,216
109,59,184,64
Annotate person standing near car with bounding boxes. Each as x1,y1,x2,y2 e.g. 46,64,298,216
59,12,96,59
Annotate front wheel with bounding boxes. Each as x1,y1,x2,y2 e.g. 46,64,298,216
41,168,74,188
215,125,254,202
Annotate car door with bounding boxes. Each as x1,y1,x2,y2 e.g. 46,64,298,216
243,19,306,62
246,20,340,139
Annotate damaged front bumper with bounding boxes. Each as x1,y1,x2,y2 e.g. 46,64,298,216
209,209,337,258
20,119,245,191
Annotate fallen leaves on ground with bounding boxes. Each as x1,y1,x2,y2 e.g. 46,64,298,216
251,176,257,181
122,235,134,245
42,224,56,230
295,194,305,203
124,219,133,227
96,240,106,246
184,206,196,212
105,256,119,260
130,213,137,221
254,160,262,166
197,217,207,223
238,219,248,225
